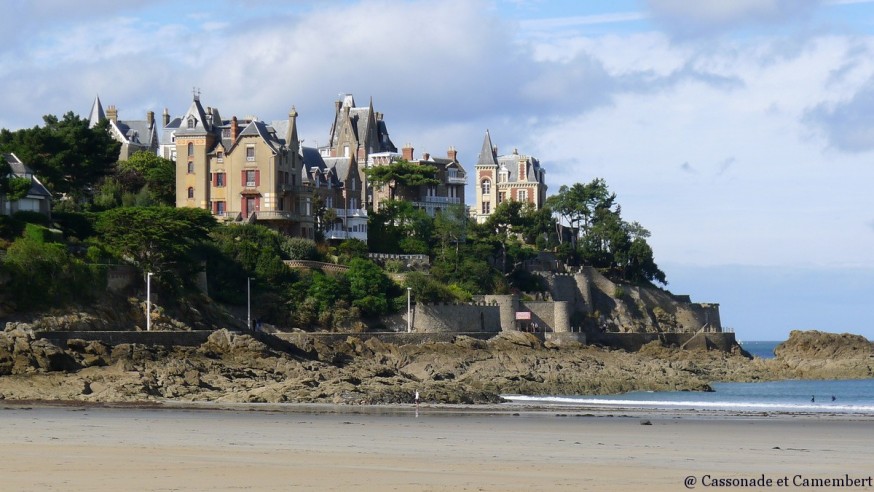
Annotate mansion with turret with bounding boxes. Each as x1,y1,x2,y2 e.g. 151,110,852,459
89,92,549,240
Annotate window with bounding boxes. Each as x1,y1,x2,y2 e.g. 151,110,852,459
216,151,223,162
497,192,504,204
246,170,256,187
187,187,194,199
222,128,231,137
518,189,528,202
246,146,255,161
215,173,225,187
344,145,350,157
187,142,194,156
481,179,491,195
187,117,195,129
187,161,194,174
325,196,333,208
216,201,225,215
482,201,490,214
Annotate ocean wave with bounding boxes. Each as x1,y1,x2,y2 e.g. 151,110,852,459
502,395,874,413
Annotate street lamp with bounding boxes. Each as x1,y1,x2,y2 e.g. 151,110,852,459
247,277,253,331
407,287,412,333
146,272,153,332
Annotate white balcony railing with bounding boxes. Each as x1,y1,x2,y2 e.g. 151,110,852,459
417,196,461,204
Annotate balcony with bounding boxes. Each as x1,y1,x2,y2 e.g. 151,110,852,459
280,183,313,194
324,229,368,242
446,173,467,184
416,196,461,205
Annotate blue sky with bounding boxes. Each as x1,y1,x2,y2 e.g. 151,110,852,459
2,0,873,340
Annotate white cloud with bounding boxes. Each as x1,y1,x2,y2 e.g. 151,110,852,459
644,0,822,38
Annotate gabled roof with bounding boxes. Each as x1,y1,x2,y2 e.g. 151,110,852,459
176,96,210,134
238,120,283,154
3,153,51,198
114,119,157,148
477,130,498,166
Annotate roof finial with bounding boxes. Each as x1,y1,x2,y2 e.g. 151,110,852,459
192,86,201,101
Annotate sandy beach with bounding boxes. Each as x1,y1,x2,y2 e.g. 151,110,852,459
1,403,872,491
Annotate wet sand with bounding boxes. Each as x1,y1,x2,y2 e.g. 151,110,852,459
1,404,873,491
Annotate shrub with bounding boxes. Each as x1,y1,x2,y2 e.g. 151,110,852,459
281,237,319,261
12,210,50,226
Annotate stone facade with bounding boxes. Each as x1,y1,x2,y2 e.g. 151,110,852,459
473,130,547,223
173,94,314,238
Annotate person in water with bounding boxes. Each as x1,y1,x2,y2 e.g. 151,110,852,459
811,395,815,403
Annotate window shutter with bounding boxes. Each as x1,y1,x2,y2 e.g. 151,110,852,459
241,197,247,215
255,197,260,211
241,171,246,186
255,170,260,187
212,201,217,213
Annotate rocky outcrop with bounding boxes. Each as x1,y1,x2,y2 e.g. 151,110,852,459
769,330,874,380
2,327,872,406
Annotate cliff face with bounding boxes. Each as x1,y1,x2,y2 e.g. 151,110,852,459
542,267,721,334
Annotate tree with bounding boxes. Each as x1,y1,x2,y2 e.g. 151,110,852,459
0,112,120,199
367,199,433,254
364,160,440,201
347,258,394,316
482,200,534,274
95,207,215,283
546,178,615,244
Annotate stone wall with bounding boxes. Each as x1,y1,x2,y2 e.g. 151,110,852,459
283,260,349,274
275,331,495,347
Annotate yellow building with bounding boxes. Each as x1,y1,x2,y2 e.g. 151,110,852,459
174,94,314,238
473,130,547,223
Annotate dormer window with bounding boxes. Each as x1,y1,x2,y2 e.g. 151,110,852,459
216,151,223,162
187,117,196,129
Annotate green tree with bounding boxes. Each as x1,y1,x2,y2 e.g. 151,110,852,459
546,178,615,244
346,258,394,316
364,159,440,201
95,207,215,283
0,112,120,199
368,200,433,254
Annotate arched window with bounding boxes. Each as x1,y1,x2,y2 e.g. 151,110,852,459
187,161,194,174
481,179,491,195
187,142,194,156
187,187,194,199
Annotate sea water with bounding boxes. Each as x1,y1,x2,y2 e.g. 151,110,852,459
504,341,874,414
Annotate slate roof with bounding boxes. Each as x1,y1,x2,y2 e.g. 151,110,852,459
476,130,498,166
88,96,105,128
3,153,51,198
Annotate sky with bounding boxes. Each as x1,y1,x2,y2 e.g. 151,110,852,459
1,0,873,340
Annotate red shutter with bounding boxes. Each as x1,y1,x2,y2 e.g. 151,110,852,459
255,170,260,187
212,201,217,213
241,171,246,186
255,197,261,211
241,197,247,215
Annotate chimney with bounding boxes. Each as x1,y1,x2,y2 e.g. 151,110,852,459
447,146,457,161
162,108,170,127
422,152,430,161
106,105,118,124
402,143,414,161
146,111,155,128
231,116,239,141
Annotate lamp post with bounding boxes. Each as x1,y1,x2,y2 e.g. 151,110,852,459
247,277,253,331
407,287,412,333
146,272,153,332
